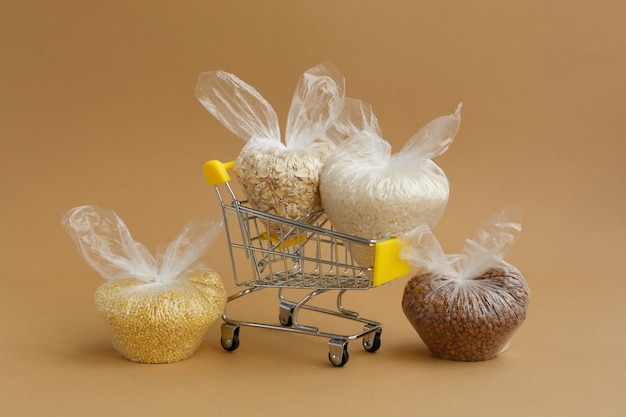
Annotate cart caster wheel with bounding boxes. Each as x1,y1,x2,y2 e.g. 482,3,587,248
363,331,382,353
220,324,240,352
329,349,349,367
279,303,294,327
328,339,349,367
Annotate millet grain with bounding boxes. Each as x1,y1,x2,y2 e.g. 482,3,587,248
94,269,226,364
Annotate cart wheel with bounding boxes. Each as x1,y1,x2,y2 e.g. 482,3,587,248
328,339,349,367
220,324,240,352
278,305,294,327
363,331,382,353
328,349,349,367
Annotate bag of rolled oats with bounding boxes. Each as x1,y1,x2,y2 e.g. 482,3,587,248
319,103,462,266
63,205,226,364
195,63,372,236
399,209,530,361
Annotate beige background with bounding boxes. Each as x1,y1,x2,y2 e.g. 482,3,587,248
2,1,625,416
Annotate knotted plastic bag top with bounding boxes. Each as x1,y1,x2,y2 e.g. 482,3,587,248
194,62,348,152
399,208,524,280
328,102,462,171
62,205,223,285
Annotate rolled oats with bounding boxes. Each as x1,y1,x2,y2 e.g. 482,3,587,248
234,145,332,236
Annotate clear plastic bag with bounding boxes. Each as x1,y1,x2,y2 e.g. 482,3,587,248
319,103,462,265
195,63,371,235
399,209,530,361
62,205,226,363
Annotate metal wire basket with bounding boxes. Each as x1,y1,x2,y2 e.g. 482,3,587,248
204,159,409,366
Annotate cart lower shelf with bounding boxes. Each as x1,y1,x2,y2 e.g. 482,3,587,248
219,286,383,367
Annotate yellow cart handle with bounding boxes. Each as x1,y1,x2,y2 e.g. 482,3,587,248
372,238,411,286
203,160,235,186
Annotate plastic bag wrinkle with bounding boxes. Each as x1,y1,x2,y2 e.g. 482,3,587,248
285,62,345,148
399,103,462,161
399,208,524,281
195,62,347,149
62,206,158,282
63,205,224,284
156,217,224,284
195,70,280,143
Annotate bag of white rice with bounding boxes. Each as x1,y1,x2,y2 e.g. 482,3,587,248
319,104,462,266
195,63,369,237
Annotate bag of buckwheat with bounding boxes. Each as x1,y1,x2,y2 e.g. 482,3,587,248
195,63,371,237
399,209,530,361
319,103,462,266
63,205,227,364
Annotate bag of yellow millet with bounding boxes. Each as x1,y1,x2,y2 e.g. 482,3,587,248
62,205,226,364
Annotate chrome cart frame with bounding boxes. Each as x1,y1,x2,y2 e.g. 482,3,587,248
203,160,409,366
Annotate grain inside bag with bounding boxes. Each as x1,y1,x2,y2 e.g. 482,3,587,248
63,205,226,364
319,104,462,266
399,209,530,361
195,63,366,237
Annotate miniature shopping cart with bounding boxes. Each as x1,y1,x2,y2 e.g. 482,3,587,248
203,159,410,366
